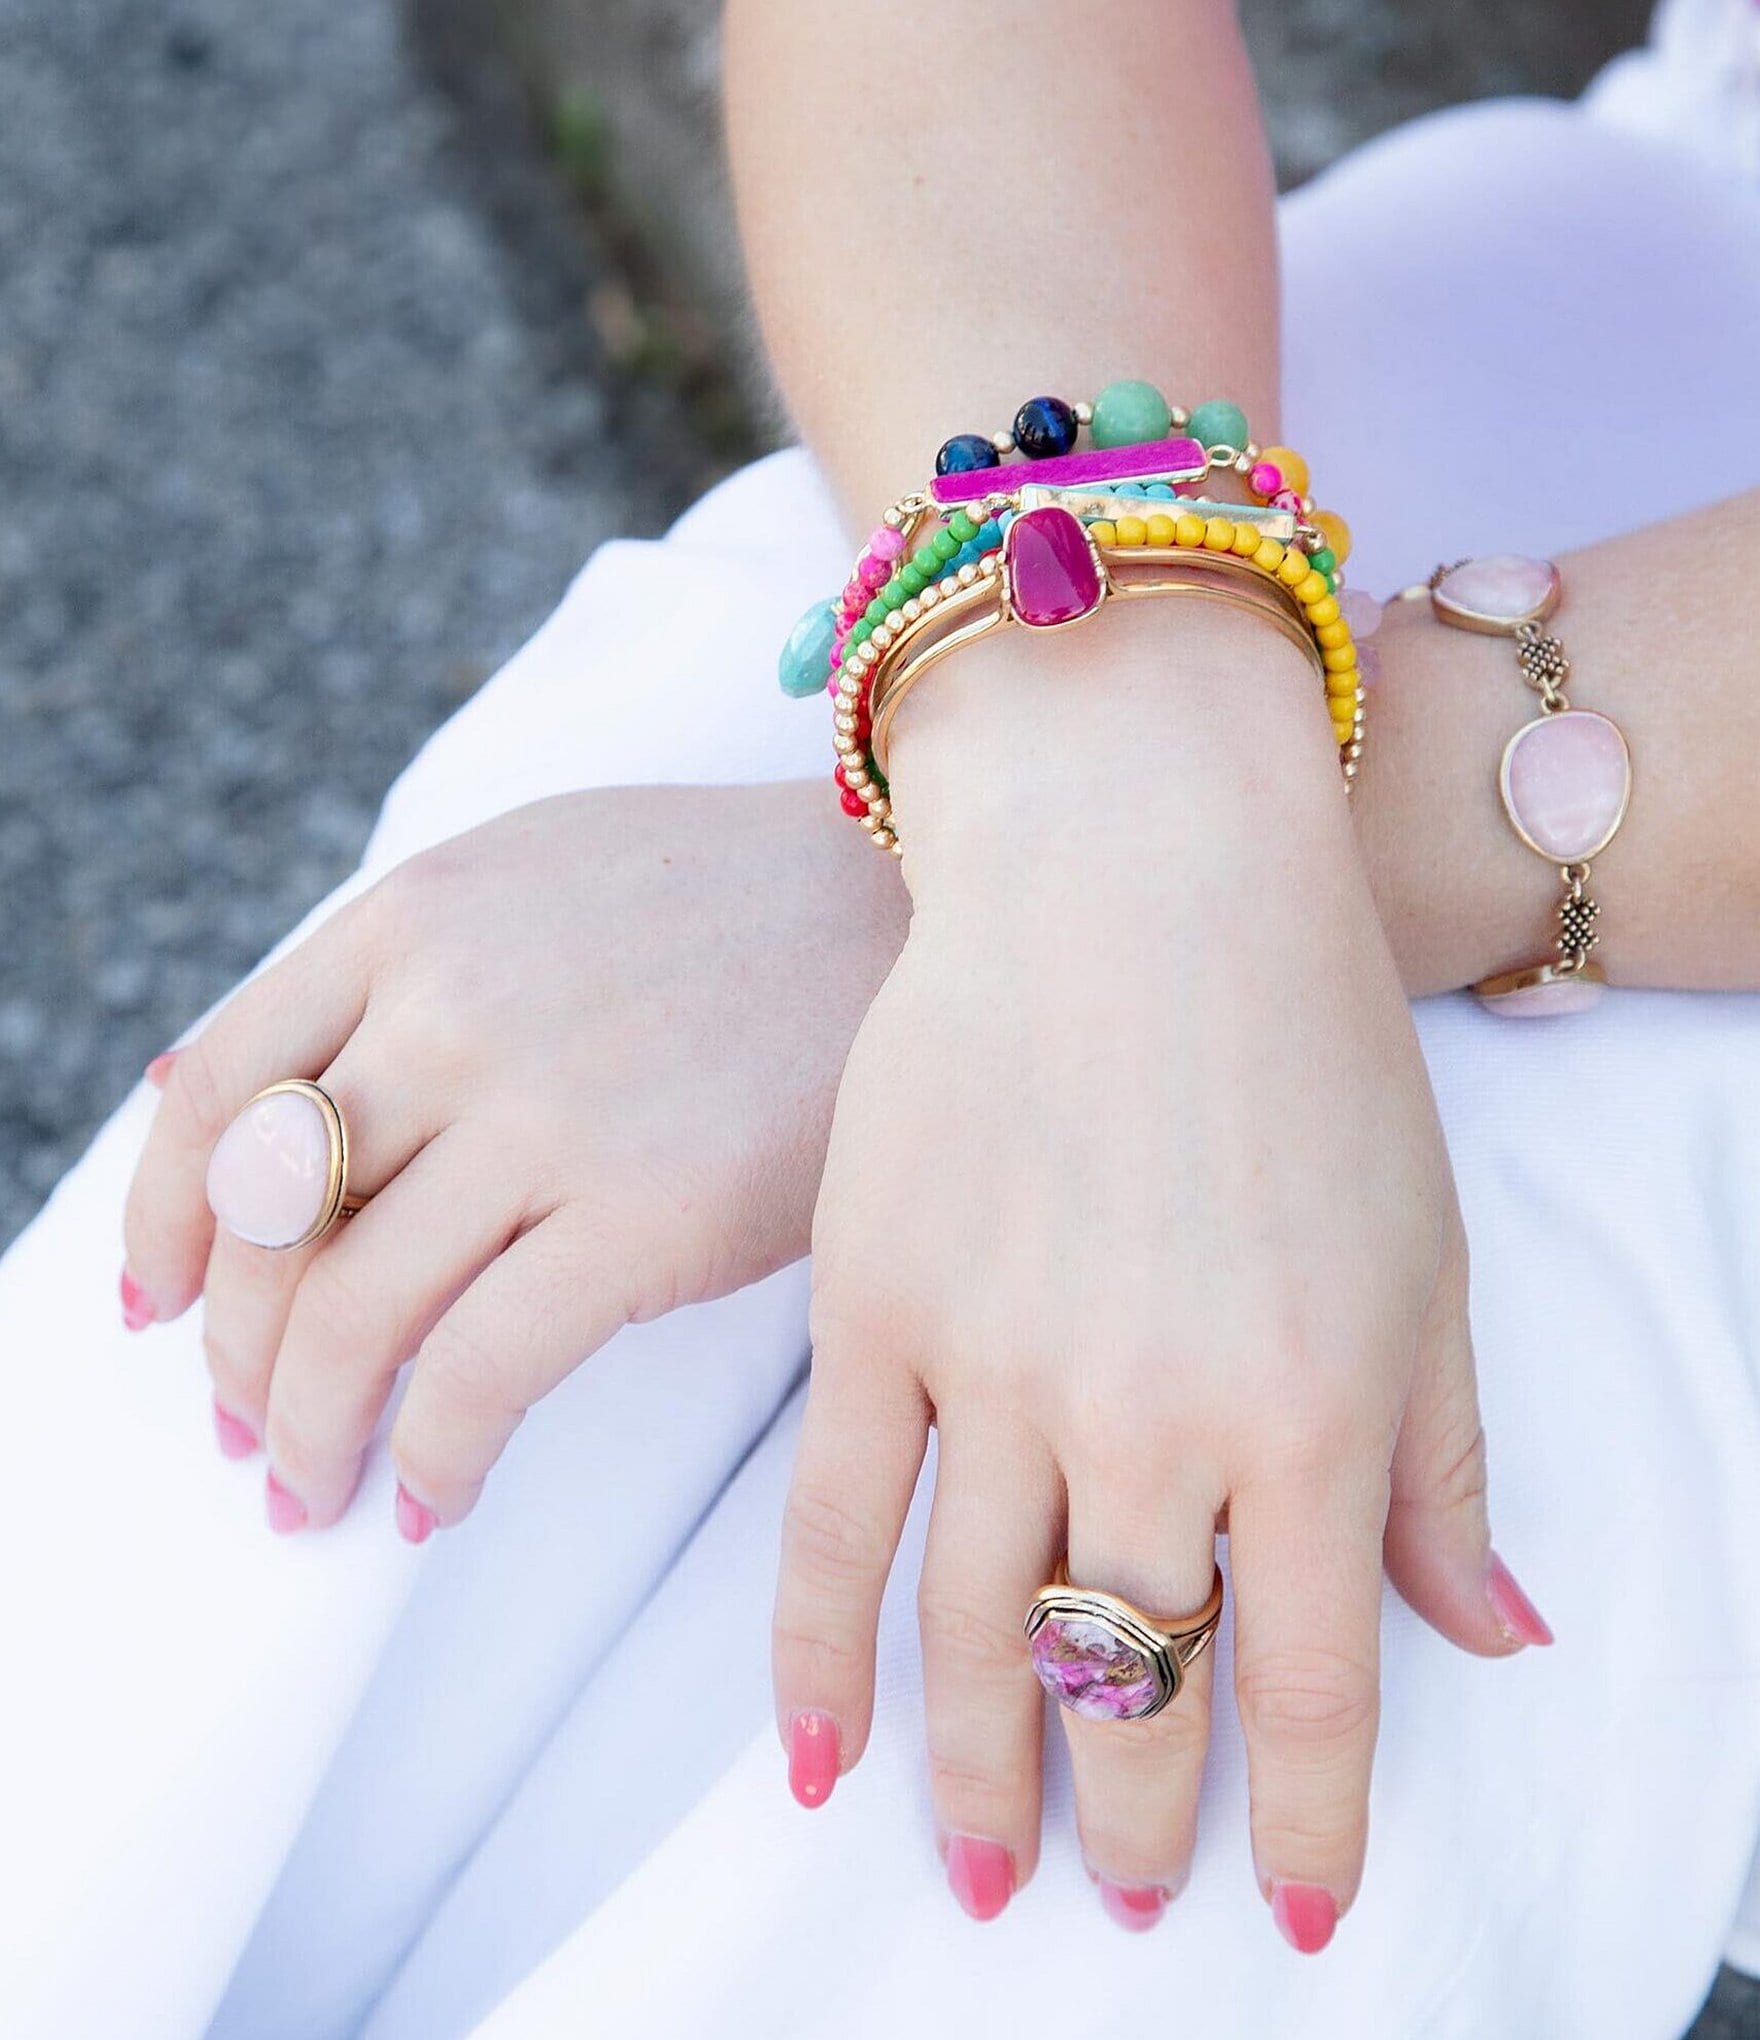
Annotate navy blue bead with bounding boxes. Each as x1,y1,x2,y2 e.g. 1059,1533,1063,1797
1012,395,1078,460
936,432,1002,476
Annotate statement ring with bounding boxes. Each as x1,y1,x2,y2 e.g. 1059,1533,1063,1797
205,1078,367,1251
1025,1562,1225,1722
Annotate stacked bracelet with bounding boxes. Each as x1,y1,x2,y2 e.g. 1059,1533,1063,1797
1422,555,1632,1016
778,382,1363,854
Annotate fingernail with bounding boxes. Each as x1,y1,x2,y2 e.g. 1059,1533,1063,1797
1486,1551,1554,1647
786,1710,840,1809
394,1483,438,1546
212,1399,258,1460
1270,1879,1338,1955
264,1470,308,1535
145,1050,178,1088
945,1834,1014,1922
119,1266,155,1332
1098,1880,1168,1933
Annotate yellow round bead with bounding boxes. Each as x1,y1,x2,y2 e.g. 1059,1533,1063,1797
1174,511,1206,547
1088,519,1118,546
1259,445,1310,497
1315,620,1350,648
1295,570,1330,605
1311,510,1352,563
1323,644,1358,673
1203,517,1236,551
1306,595,1342,627
1326,669,1360,698
1277,552,1310,586
1231,522,1261,557
1144,512,1177,547
1116,514,1148,547
1254,539,1286,572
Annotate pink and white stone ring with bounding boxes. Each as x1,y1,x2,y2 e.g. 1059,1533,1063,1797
1025,1563,1225,1723
205,1078,364,1251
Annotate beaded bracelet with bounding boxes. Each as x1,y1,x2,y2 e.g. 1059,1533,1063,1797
1418,555,1632,1016
778,382,1363,854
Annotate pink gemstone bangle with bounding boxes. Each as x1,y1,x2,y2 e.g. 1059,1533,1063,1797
1420,555,1632,1018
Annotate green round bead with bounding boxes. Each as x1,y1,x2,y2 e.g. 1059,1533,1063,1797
900,563,927,595
864,597,888,626
913,544,940,576
776,597,839,699
1309,547,1337,576
1188,398,1250,451
852,619,874,645
948,511,978,543
881,582,907,611
1089,378,1172,449
931,529,960,561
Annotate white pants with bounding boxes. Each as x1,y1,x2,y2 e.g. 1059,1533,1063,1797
2,65,1759,2040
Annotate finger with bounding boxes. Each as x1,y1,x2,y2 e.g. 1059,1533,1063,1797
916,1421,1060,1921
1229,1449,1389,1954
1060,1475,1223,1933
260,1130,520,1532
1384,1218,1553,1655
198,1227,315,1458
122,915,368,1323
387,1207,647,1533
771,1323,930,1811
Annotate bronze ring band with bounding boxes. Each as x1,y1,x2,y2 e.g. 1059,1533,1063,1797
205,1077,368,1252
1025,1562,1225,1723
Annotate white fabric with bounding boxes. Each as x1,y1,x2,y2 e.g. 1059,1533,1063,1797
0,68,1757,2040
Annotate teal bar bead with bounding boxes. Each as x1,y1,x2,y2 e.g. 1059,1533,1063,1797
1188,398,1250,451
777,597,839,699
1089,378,1172,449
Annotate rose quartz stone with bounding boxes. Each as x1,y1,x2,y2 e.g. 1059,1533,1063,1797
1436,553,1557,624
1004,505,1103,627
1479,974,1606,1018
206,1088,335,1248
1501,709,1631,861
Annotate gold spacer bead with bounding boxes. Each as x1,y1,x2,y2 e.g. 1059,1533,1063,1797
980,553,999,575
869,795,891,820
845,765,869,790
921,584,941,606
957,562,978,585
991,429,1015,454
833,731,856,755
883,506,905,530
1169,405,1190,428
1243,441,1260,464
1233,452,1252,475
1072,399,1093,426
901,598,922,622
888,839,903,858
859,811,882,833
833,711,858,735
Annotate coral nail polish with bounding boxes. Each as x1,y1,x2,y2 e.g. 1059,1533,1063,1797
264,1471,308,1535
394,1483,438,1546
1486,1552,1554,1647
787,1710,840,1809
1098,1880,1167,1933
212,1400,258,1460
1270,1880,1338,1954
145,1051,178,1088
945,1834,1014,1922
120,1267,155,1332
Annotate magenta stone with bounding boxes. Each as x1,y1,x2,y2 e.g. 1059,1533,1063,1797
1029,1613,1163,1721
1004,506,1104,628
930,434,1207,506
1500,709,1631,862
1434,554,1560,629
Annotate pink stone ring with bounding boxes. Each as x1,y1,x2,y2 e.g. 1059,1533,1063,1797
1025,1564,1225,1723
205,1079,365,1251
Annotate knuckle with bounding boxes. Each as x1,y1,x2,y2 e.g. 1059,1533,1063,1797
924,1746,1021,1825
1428,1418,1489,1514
1237,1648,1377,1755
201,1321,269,1402
780,1480,892,1594
770,1619,865,1687
416,1314,515,1422
917,1586,1026,1684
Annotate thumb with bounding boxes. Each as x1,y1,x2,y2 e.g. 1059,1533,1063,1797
1384,1217,1554,1657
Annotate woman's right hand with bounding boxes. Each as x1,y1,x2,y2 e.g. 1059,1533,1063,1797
121,781,906,1536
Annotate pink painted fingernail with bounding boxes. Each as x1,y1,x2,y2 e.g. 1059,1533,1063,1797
787,1710,840,1809
145,1050,178,1088
1486,1551,1554,1647
394,1483,438,1546
264,1470,308,1535
120,1266,155,1332
1098,1880,1167,1933
212,1399,258,1460
1270,1880,1338,1954
945,1834,1014,1922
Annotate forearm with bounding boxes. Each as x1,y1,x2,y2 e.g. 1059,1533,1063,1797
725,0,1279,527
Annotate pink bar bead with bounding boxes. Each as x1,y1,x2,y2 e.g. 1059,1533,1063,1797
930,434,1208,505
